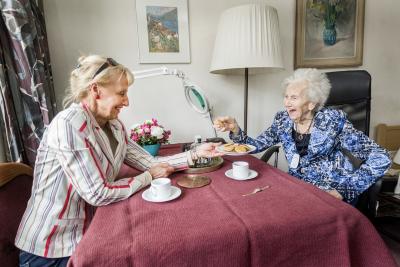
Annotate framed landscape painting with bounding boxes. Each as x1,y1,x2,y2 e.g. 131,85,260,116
294,0,365,68
136,0,191,63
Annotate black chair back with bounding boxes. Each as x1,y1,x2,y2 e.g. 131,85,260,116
325,70,377,216
325,70,371,136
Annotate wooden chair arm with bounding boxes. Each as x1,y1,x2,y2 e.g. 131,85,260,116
0,162,33,187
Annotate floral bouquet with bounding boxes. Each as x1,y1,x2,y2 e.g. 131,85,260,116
130,118,171,146
307,0,353,46
308,0,345,28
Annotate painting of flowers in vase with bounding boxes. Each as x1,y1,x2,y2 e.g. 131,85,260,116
295,0,365,68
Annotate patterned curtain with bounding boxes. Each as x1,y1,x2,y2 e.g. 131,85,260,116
0,0,57,166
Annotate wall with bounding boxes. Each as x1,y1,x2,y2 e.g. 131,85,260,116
43,0,400,170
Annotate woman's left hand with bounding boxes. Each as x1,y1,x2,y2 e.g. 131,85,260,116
196,142,225,158
327,189,343,200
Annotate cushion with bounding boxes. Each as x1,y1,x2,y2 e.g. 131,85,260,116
0,174,32,267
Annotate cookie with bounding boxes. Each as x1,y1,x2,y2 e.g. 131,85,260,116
234,144,249,152
223,143,235,152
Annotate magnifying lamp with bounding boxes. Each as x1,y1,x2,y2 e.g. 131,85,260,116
132,66,217,137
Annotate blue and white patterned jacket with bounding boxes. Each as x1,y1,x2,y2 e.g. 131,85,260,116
231,108,391,203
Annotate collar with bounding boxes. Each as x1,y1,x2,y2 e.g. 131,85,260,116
78,102,121,131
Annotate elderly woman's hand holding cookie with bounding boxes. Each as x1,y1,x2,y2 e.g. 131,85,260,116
213,116,240,134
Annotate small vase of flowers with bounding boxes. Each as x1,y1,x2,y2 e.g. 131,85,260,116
130,118,171,156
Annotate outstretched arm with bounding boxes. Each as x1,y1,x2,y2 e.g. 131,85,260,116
229,126,280,153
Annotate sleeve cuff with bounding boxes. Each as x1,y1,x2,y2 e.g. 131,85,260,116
229,128,244,142
135,171,153,187
186,151,194,166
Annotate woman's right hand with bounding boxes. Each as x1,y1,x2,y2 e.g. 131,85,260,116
213,116,239,134
148,163,174,178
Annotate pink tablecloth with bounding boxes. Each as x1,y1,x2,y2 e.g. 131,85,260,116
69,144,397,267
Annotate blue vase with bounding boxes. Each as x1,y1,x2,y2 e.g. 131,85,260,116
143,143,161,156
323,25,337,46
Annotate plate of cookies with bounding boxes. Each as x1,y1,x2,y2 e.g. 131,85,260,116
216,143,256,156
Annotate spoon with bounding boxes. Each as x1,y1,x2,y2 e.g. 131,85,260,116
242,185,270,197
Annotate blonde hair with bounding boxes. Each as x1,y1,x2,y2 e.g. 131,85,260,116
283,68,331,110
63,55,134,108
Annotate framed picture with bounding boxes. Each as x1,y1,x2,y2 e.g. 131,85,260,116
136,0,191,63
294,0,365,68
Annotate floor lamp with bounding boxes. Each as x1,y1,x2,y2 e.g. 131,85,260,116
210,4,284,133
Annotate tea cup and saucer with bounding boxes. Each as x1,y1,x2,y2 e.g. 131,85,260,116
225,161,258,181
142,178,181,203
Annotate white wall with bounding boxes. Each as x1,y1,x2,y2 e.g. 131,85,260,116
43,0,400,170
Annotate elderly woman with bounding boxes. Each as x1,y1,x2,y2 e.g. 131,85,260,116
215,68,390,204
15,55,222,266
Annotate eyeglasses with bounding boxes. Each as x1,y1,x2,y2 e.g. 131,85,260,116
93,58,119,79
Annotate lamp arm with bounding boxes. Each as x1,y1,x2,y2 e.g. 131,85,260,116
207,106,217,137
132,66,185,80
131,67,217,137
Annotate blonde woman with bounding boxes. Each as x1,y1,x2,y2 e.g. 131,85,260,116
15,55,222,266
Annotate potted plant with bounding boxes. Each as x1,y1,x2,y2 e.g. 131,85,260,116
130,119,171,156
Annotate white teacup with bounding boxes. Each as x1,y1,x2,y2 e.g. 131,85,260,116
150,178,172,200
232,161,250,179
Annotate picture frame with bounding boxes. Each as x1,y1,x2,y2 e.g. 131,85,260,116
294,0,365,68
136,0,191,63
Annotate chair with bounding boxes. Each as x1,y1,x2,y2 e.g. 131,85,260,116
374,124,400,241
325,70,371,135
376,124,400,150
260,145,280,167
325,70,381,217
0,163,33,267
376,124,400,169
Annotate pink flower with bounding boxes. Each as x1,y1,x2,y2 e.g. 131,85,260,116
130,118,171,146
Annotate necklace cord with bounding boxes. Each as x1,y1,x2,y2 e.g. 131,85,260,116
295,117,314,140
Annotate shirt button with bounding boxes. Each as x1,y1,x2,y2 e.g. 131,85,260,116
300,168,305,174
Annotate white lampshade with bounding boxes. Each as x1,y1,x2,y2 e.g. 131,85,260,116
393,149,400,165
210,4,284,75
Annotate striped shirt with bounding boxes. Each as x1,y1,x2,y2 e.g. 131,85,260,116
15,103,191,258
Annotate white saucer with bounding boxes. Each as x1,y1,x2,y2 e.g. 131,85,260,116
225,169,258,180
142,186,182,203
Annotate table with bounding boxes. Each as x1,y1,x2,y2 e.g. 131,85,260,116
68,144,397,267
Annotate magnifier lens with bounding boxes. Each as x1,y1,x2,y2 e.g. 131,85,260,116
184,81,209,114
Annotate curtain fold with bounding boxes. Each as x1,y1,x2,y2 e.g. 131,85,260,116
0,0,57,166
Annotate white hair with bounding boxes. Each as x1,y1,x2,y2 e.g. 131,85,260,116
283,68,331,110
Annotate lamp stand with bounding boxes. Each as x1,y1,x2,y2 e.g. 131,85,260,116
244,68,248,133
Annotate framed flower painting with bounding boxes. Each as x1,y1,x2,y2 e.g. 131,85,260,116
136,0,191,63
294,0,365,68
